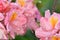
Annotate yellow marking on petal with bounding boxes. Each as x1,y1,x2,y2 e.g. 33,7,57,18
50,16,58,28
52,36,57,40
58,38,60,40
17,0,25,7
10,12,17,22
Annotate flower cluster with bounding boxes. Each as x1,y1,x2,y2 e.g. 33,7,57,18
0,0,40,39
1,0,60,40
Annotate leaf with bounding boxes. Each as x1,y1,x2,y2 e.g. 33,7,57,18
55,0,60,13
14,29,38,40
11,0,16,2
36,0,54,16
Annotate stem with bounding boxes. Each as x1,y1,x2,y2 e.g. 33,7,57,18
52,0,57,13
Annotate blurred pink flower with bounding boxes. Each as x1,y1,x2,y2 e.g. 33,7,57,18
16,0,41,31
4,5,27,38
23,2,40,30
35,10,60,40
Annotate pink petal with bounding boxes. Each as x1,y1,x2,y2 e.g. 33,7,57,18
0,13,4,21
40,17,52,31
45,10,50,18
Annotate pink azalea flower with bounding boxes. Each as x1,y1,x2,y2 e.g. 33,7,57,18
16,0,41,20
35,10,60,40
16,0,40,31
4,5,27,38
23,2,40,30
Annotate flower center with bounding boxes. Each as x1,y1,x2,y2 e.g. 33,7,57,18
52,36,60,40
49,16,58,28
17,0,25,7
10,12,17,22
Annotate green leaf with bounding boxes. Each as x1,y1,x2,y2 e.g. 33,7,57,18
55,0,60,13
36,0,54,16
11,0,16,2
14,29,38,40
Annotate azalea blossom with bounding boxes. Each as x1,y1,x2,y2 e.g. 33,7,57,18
16,0,40,30
0,0,41,39
35,10,60,40
4,5,27,38
23,1,41,30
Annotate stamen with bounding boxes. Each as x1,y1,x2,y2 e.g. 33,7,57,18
50,16,58,28
10,12,17,22
17,0,25,7
52,36,57,40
